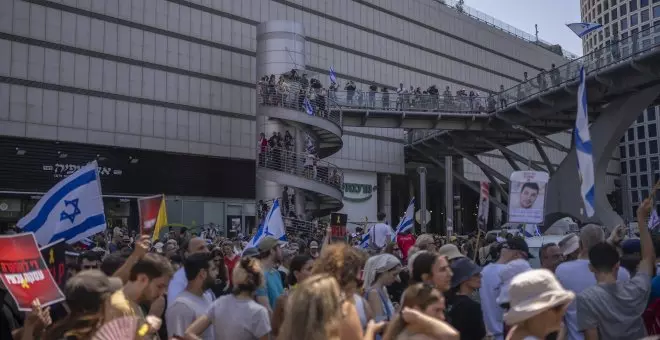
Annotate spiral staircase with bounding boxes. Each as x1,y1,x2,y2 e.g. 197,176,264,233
256,78,345,218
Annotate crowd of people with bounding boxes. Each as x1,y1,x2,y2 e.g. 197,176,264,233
2,198,660,339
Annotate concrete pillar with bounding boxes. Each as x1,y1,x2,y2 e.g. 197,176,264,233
494,189,503,226
255,21,306,205
378,174,392,225
445,156,454,237
294,129,306,218
545,85,660,228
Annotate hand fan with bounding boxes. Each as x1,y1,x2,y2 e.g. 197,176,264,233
91,316,140,340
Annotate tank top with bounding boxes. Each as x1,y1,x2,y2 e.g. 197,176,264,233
353,294,368,328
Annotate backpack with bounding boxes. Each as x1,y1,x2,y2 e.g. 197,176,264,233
644,298,660,335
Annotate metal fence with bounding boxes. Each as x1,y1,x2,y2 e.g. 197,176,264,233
256,147,344,191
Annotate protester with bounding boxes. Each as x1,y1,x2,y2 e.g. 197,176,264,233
167,237,213,307
577,199,655,339
362,254,402,322
255,236,285,312
166,253,218,340
504,269,574,339
410,251,453,292
184,257,271,340
446,257,485,340
272,254,314,336
539,242,563,273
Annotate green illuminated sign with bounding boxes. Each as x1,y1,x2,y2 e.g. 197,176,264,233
343,183,373,202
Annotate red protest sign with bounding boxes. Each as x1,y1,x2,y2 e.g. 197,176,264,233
0,233,65,311
138,195,164,237
330,213,348,242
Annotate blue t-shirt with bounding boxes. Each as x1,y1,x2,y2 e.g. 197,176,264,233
256,268,284,308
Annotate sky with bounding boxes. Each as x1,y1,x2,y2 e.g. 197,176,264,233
465,0,584,56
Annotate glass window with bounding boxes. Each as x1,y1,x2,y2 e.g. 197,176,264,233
605,26,611,37
648,107,657,120
622,31,629,39
650,139,658,153
628,127,635,140
642,0,649,6
643,189,650,198
655,5,660,17
605,12,611,23
631,13,639,26
650,123,658,137
622,18,629,29
631,175,638,188
621,3,628,15
620,145,627,157
622,161,628,173
631,158,638,172
642,174,649,187
631,0,638,11
632,190,640,203
642,8,651,21
639,141,648,155
613,8,619,19
652,157,660,172
640,158,648,171
638,125,646,139
629,143,637,157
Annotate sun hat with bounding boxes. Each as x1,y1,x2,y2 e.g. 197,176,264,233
242,247,260,258
496,259,532,306
450,257,481,289
503,269,575,325
438,244,465,261
558,233,579,256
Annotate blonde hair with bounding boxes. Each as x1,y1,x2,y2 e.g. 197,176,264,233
382,283,443,340
277,274,343,340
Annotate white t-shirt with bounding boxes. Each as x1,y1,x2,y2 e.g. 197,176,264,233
369,223,393,248
166,290,214,340
479,263,506,340
167,267,215,307
206,294,271,340
555,259,630,340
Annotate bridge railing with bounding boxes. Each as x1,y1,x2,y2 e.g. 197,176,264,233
257,80,342,126
328,90,492,113
256,147,344,191
498,24,660,108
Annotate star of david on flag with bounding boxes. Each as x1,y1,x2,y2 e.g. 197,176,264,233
566,22,603,38
17,161,106,246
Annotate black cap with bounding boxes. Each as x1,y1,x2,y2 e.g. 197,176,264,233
504,236,535,259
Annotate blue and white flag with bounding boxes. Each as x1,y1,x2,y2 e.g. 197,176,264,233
80,237,94,248
263,199,287,242
246,223,265,249
359,233,370,249
566,22,603,38
18,161,106,246
649,209,660,231
329,66,337,84
575,67,595,217
303,97,314,115
522,224,542,237
395,197,416,235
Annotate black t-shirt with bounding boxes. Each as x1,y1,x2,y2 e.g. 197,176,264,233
447,295,486,340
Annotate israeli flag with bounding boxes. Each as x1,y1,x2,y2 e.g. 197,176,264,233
263,199,287,242
79,237,95,248
395,197,416,235
303,97,314,115
329,66,337,84
649,209,660,231
575,67,595,217
566,23,603,38
245,223,265,251
359,233,370,249
18,161,106,246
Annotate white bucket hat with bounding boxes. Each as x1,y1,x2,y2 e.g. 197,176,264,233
503,269,575,325
558,233,579,256
496,259,532,306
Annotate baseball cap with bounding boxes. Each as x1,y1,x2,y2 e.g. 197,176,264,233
621,238,641,255
504,236,535,259
309,241,319,249
438,244,465,261
257,236,279,253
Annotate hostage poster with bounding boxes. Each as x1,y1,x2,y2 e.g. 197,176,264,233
0,233,65,311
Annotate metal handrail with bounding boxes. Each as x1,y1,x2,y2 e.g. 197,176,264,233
497,24,660,109
256,147,344,191
328,90,492,113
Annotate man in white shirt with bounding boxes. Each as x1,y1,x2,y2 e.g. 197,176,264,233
555,224,630,340
167,237,214,307
480,236,534,340
367,212,392,254
166,252,217,340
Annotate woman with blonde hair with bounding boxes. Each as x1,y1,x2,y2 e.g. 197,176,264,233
382,283,459,340
312,243,367,340
362,254,402,322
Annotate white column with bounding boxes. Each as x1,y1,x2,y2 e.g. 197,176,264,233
378,174,392,225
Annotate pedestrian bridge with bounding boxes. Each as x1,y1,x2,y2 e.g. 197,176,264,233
338,25,660,228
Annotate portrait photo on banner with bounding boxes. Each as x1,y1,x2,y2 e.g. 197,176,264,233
508,171,550,224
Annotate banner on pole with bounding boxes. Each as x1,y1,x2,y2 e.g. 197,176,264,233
477,182,490,231
0,233,65,311
508,171,549,224
138,195,167,238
